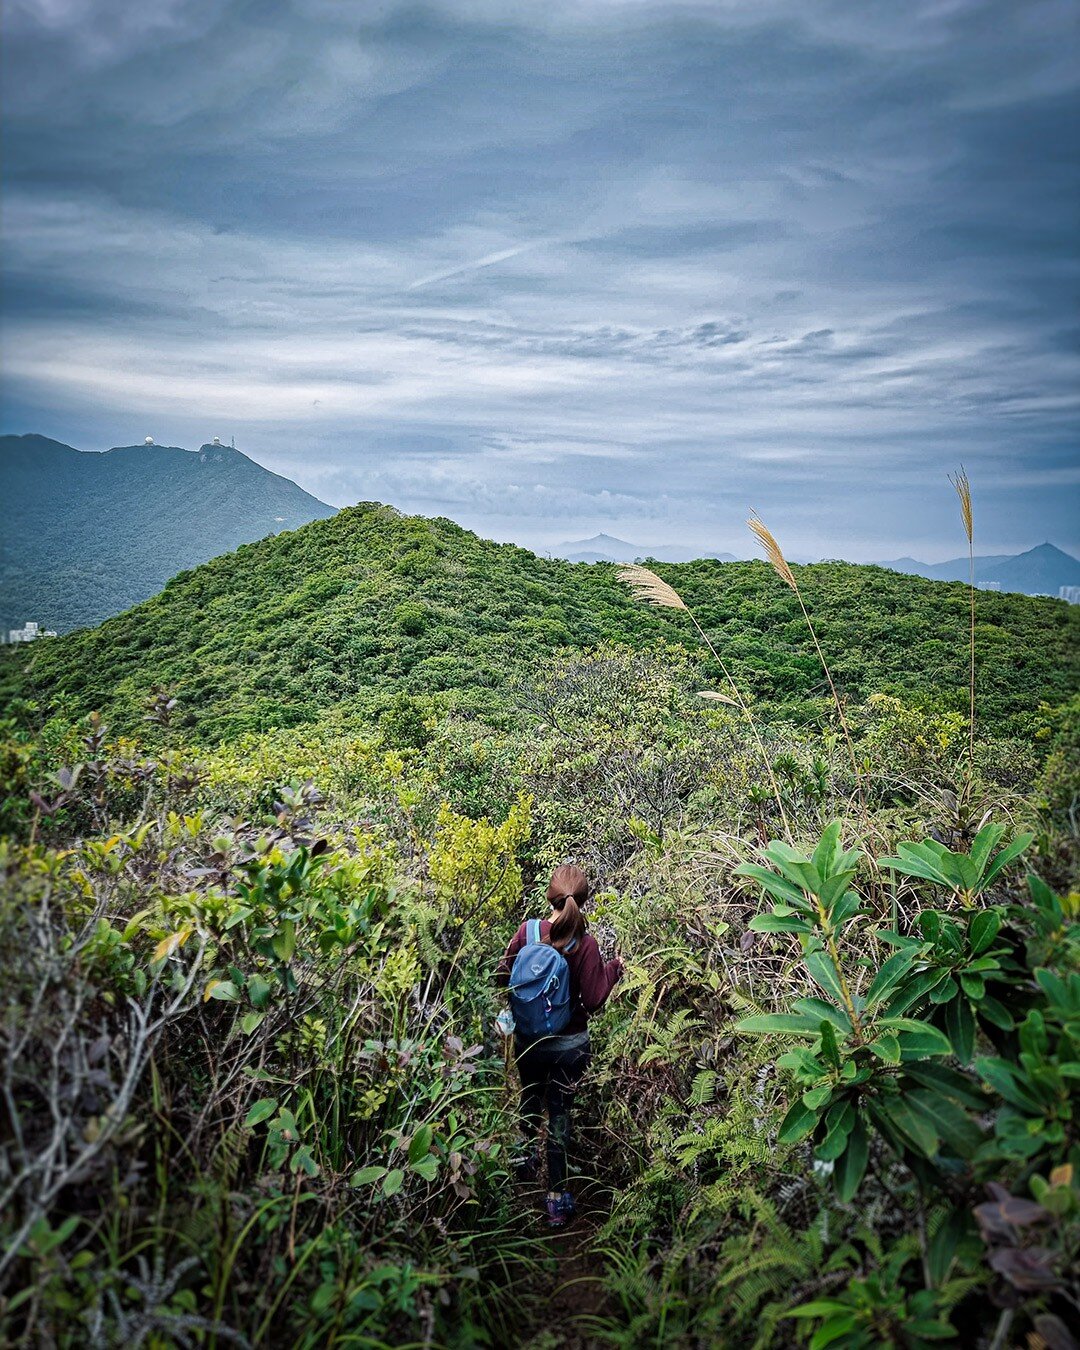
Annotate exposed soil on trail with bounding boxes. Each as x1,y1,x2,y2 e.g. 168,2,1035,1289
515,1175,617,1349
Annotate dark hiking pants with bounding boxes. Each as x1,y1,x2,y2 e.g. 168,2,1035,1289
515,1034,590,1190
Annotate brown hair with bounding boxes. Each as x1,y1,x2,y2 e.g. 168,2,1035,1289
547,864,588,951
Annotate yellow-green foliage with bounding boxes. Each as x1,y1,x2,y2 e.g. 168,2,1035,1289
428,791,532,930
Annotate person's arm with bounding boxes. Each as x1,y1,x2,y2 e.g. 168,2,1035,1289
576,935,623,1012
495,924,526,989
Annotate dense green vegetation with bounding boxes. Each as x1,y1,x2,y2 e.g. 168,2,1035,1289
6,503,1077,743
1,504,1078,1348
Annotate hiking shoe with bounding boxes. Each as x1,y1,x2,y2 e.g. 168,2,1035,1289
545,1190,575,1228
512,1151,540,1183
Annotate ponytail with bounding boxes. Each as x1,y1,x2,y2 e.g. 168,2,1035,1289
547,865,588,951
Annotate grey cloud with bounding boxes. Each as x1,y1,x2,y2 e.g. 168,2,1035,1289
1,0,1077,560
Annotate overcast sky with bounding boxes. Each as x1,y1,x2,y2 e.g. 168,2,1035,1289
2,0,1078,560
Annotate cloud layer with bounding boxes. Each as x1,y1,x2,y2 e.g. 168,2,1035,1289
2,0,1077,559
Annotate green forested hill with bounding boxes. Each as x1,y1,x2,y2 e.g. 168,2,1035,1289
0,433,336,634
7,502,1077,743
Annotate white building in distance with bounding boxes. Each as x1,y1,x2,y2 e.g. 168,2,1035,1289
6,621,57,644
1059,585,1080,605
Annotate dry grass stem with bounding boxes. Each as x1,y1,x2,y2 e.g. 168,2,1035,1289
747,516,796,591
697,690,739,705
950,467,976,764
616,564,688,611
746,513,867,821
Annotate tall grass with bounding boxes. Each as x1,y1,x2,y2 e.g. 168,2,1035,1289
616,563,790,839
949,467,976,767
745,515,862,802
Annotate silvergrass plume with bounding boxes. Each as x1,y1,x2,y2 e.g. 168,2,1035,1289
697,690,739,705
949,468,973,548
616,564,688,611
747,516,796,591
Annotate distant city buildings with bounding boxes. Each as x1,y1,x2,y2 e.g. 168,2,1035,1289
1060,585,1080,605
4,621,56,644
979,581,1001,591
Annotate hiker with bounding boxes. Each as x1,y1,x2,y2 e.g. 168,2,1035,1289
496,863,623,1228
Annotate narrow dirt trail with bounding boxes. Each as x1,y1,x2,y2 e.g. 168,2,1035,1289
515,1173,617,1348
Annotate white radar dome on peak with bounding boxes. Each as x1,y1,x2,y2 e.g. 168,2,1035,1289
144,436,154,445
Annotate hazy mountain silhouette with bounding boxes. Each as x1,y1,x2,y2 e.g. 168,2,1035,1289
877,542,1080,596
554,533,739,564
0,434,336,633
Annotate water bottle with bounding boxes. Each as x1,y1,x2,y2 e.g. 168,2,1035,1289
496,1008,515,1037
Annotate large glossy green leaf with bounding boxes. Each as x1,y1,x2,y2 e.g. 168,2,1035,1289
968,823,1007,875
776,1046,825,1078
981,833,1035,887
968,908,1002,955
879,842,950,886
927,1206,968,1287
928,976,958,1005
833,1116,869,1201
734,864,809,908
802,1083,833,1111
907,1089,981,1158
865,946,922,1008
814,1120,852,1162
902,1062,987,1110
761,842,821,893
778,1099,821,1144
873,1097,939,1158
819,1022,842,1070
792,997,851,1032
958,972,985,1002
887,968,950,1015
804,951,845,1004
810,821,843,874
869,1032,901,1064
977,996,1014,1031
829,889,863,929
748,913,813,934
976,1058,1042,1111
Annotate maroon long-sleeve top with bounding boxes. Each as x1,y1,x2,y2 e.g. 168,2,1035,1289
496,920,622,1035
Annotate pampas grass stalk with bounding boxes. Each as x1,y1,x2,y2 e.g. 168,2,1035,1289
949,468,975,767
747,516,862,797
617,563,790,840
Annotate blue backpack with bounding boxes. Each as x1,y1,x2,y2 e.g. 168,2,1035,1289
509,920,578,1039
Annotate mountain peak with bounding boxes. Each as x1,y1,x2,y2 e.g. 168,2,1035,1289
1,433,336,634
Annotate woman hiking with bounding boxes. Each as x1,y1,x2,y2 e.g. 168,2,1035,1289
496,864,623,1228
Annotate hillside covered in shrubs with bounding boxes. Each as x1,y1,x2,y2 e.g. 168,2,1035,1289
5,503,1077,744
1,502,1078,1348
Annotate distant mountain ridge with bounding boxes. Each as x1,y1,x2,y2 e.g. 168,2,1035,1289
877,542,1080,596
553,533,738,564
0,433,336,634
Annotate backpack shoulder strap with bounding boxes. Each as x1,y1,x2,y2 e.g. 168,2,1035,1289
564,936,579,954
526,919,542,945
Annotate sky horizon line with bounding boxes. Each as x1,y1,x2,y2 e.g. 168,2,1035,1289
4,421,1076,567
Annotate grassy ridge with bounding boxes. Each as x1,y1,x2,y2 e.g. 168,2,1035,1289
7,502,1078,743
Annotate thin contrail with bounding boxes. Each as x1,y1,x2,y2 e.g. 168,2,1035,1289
406,240,546,290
